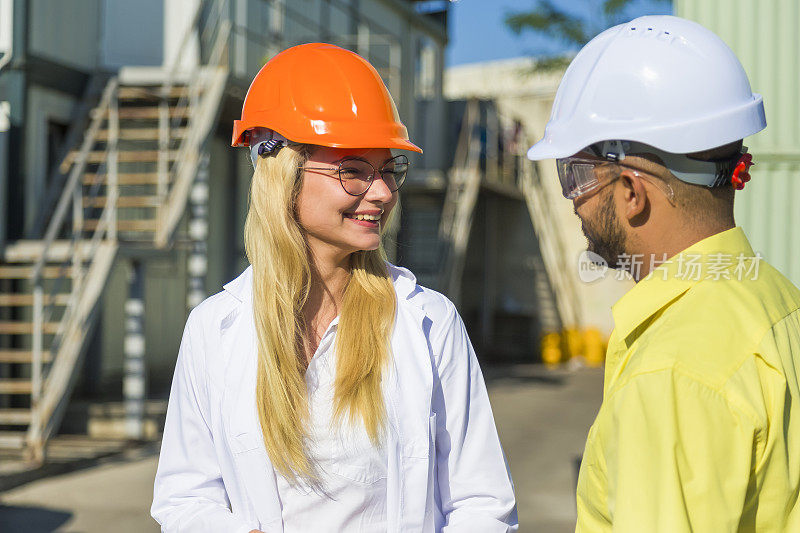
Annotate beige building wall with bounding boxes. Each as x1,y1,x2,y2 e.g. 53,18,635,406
445,58,633,336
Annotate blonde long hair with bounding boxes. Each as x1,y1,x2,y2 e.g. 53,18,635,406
243,145,397,481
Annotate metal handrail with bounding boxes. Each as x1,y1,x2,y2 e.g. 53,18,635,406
156,6,231,245
519,152,583,329
31,78,118,283
27,76,120,457
156,0,227,227
438,99,483,302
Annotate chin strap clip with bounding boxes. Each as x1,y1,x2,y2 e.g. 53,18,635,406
248,128,290,168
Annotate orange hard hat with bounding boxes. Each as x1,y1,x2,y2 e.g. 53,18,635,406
232,43,422,153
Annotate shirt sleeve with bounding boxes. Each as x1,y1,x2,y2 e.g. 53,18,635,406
601,369,759,532
430,300,519,532
151,311,257,533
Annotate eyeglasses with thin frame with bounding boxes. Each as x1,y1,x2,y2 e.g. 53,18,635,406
299,154,410,196
556,156,675,204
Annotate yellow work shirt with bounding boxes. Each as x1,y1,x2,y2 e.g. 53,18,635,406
576,227,800,532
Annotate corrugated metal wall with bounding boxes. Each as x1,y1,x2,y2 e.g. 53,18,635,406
676,0,800,285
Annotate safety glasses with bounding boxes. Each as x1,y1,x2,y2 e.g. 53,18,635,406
556,156,675,204
556,157,616,200
300,155,409,196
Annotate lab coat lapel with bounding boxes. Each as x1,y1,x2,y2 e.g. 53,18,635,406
389,295,436,532
222,294,284,532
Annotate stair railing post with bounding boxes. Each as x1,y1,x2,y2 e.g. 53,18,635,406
157,100,170,206
108,88,119,242
30,279,43,460
486,106,499,184
72,184,84,303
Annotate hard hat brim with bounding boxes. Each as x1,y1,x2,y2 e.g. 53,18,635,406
232,120,423,154
527,93,766,161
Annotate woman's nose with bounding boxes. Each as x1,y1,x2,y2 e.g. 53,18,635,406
365,171,395,202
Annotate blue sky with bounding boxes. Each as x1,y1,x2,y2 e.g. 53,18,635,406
446,0,673,66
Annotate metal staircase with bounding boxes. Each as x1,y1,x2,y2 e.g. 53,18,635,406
437,98,582,332
0,2,229,461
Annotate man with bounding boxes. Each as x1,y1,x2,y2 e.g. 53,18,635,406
528,15,800,532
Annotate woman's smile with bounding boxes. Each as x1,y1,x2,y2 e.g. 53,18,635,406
343,209,384,229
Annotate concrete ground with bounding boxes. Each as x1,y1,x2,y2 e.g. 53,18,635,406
0,363,603,532
485,363,603,532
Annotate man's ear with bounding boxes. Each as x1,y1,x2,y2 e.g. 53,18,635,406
619,168,649,222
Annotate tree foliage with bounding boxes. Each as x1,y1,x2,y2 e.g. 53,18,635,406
506,0,671,71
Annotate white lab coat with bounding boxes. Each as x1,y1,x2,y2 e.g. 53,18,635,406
151,263,518,532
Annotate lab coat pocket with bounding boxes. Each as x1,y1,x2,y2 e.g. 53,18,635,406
328,459,387,485
322,415,389,484
230,431,261,455
229,434,283,528
403,414,434,460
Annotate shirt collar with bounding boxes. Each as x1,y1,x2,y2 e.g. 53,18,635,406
611,226,755,344
223,265,253,302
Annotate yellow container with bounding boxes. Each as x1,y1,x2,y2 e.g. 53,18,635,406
541,332,562,367
563,327,584,361
583,328,606,367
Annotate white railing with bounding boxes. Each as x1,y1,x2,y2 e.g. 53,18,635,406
518,149,583,330
27,76,121,458
155,0,230,246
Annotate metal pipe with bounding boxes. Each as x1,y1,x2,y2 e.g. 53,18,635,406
0,0,13,73
187,152,209,310
124,260,146,440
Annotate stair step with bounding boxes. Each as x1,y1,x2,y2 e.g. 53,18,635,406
0,322,60,335
96,127,188,140
0,409,32,425
83,172,163,185
0,293,70,306
90,105,191,120
4,240,96,263
0,266,71,279
0,350,53,364
117,86,190,99
83,195,161,208
0,431,26,449
66,149,179,166
116,107,191,120
0,379,33,394
84,219,157,232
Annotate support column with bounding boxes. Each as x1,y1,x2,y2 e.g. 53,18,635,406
187,152,209,310
0,101,8,254
124,260,146,440
481,197,497,349
163,0,200,72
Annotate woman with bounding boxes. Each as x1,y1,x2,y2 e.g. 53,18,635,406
151,43,517,533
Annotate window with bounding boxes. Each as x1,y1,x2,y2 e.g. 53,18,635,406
415,36,437,99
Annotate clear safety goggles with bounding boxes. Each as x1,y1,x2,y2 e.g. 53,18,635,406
556,157,616,200
556,156,676,203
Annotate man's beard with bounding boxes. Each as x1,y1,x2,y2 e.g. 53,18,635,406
579,190,627,270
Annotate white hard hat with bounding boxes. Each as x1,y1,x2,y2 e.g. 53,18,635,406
527,15,766,161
